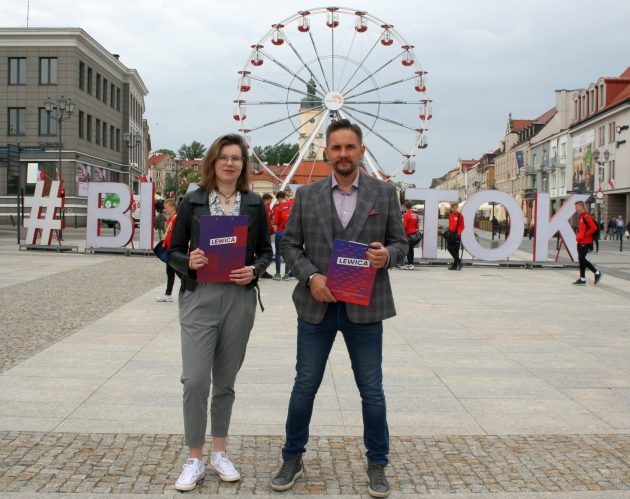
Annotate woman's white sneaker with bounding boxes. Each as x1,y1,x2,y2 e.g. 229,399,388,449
175,458,205,491
210,451,241,482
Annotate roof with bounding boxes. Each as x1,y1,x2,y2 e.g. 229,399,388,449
251,161,332,185
509,120,532,133
533,107,557,125
177,159,203,169
572,66,630,127
147,153,165,168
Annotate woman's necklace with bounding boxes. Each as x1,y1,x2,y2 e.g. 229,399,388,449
217,190,237,205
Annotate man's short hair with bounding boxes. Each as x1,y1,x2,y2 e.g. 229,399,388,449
262,192,273,201
164,198,176,208
575,201,585,209
276,191,287,200
404,201,412,209
325,119,363,144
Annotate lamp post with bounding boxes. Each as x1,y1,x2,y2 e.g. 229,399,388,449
44,95,75,239
123,131,142,193
592,149,610,243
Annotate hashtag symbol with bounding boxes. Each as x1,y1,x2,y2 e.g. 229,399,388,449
24,180,62,245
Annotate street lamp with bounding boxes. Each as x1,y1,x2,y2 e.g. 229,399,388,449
123,131,142,192
592,149,610,235
44,95,75,239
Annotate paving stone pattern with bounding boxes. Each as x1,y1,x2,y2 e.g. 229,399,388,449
0,258,163,373
0,432,628,495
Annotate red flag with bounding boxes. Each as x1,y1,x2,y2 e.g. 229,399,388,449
608,178,615,189
38,169,46,181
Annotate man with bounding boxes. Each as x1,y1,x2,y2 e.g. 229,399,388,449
445,202,464,270
573,200,602,285
155,198,178,302
271,119,407,498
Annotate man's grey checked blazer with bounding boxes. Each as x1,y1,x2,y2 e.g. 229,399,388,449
281,173,407,324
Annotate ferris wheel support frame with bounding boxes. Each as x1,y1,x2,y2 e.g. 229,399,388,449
277,111,328,193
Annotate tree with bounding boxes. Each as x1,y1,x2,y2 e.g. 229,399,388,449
155,148,176,158
178,141,206,160
252,143,299,165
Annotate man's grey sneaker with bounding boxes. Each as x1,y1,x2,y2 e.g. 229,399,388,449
367,462,390,498
594,271,602,284
155,294,173,302
572,279,586,285
282,274,291,281
273,273,282,281
210,451,241,482
271,455,303,491
175,458,205,491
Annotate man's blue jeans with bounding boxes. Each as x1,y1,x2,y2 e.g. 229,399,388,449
282,302,389,465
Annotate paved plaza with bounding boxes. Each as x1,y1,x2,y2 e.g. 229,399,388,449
0,228,629,498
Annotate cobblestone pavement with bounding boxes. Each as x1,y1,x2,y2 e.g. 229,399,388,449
0,432,628,495
0,257,163,372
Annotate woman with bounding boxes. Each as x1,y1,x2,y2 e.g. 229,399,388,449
168,134,273,491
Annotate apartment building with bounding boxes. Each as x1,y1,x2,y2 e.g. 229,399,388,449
0,28,149,217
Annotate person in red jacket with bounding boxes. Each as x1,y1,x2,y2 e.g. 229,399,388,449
402,201,420,269
271,191,293,280
156,198,178,302
260,193,275,279
446,202,465,270
574,200,602,285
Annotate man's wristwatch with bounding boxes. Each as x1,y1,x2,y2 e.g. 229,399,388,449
306,272,319,287
249,265,258,278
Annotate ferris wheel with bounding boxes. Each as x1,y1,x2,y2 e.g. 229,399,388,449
234,6,432,188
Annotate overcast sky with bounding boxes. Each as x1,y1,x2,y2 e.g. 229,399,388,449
4,0,630,187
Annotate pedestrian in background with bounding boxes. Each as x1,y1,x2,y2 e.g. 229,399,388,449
591,212,600,253
606,217,616,240
271,191,293,280
260,193,275,279
616,215,625,241
155,198,178,302
271,119,407,498
402,200,420,269
168,133,273,491
445,202,464,270
573,200,602,285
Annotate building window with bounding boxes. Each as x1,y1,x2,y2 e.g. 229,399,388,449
8,107,26,135
95,119,101,145
610,160,615,182
103,78,108,104
87,114,92,142
116,88,121,111
39,108,58,136
9,57,27,85
79,61,85,90
87,67,93,94
560,142,566,158
110,125,115,149
116,128,120,151
110,84,115,108
78,111,84,139
599,84,605,107
96,74,101,99
39,57,57,85
609,122,616,143
102,121,107,147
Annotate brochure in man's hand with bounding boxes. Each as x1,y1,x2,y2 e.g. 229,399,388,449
197,215,248,283
326,238,377,306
